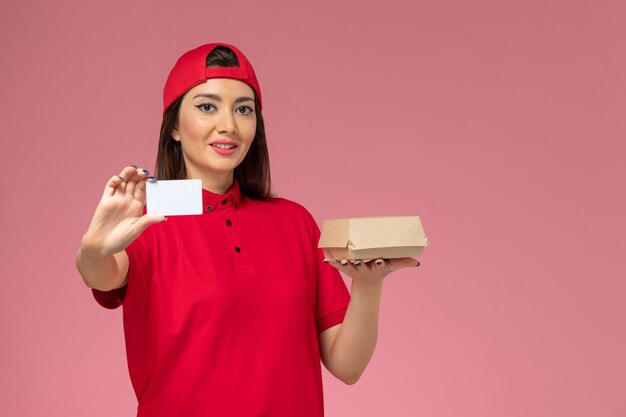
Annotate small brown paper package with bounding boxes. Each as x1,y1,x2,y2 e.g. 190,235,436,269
318,216,429,260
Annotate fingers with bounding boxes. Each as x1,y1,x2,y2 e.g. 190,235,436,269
125,168,152,197
323,258,384,271
103,165,151,198
114,165,139,195
134,214,168,234
386,257,421,272
134,175,156,203
324,258,356,273
323,257,420,272
104,174,126,198
353,258,383,269
348,258,373,266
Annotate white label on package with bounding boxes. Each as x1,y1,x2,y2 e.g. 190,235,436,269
146,179,203,216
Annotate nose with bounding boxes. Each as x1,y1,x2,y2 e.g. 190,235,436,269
216,108,236,134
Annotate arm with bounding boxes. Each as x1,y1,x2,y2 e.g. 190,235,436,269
319,280,382,385
76,165,163,292
75,245,129,291
319,257,420,384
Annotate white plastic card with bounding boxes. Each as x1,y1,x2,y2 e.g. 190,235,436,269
146,179,203,216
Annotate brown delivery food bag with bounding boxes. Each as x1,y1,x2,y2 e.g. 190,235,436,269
318,216,428,260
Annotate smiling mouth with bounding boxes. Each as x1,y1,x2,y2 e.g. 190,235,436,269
210,144,238,150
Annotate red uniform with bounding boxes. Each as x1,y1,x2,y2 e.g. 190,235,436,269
92,179,351,416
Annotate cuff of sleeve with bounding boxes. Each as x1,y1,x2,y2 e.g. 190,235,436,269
92,286,126,310
317,308,347,334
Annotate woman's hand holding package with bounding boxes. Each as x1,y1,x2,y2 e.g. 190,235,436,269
323,257,420,287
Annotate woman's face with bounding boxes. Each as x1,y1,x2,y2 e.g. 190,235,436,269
172,78,257,180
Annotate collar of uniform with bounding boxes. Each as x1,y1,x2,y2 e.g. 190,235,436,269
201,178,242,213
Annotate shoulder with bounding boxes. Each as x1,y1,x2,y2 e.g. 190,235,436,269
246,194,309,214
249,195,318,235
270,196,309,212
268,196,315,219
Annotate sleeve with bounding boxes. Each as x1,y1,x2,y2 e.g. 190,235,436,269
92,285,127,310
91,230,149,310
304,208,351,334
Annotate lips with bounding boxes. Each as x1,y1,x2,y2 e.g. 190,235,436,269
209,140,238,150
209,139,238,155
210,143,237,149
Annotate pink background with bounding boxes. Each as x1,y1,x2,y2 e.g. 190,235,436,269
1,0,625,416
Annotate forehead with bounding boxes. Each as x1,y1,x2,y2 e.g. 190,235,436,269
185,78,254,99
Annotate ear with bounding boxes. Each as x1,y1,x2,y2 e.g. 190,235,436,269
171,126,181,142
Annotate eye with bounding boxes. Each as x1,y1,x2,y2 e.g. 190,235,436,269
196,103,215,112
237,106,254,114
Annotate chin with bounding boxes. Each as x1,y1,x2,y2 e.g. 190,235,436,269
203,160,241,173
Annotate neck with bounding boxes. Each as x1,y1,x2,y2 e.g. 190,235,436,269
186,166,234,194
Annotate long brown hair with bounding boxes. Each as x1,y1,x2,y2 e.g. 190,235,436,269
155,46,273,200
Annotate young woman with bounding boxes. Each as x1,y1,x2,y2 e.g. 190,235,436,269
76,42,420,417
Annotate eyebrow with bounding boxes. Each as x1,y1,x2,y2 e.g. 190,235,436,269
192,93,254,104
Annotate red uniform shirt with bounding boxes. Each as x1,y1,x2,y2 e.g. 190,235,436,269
91,179,351,417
